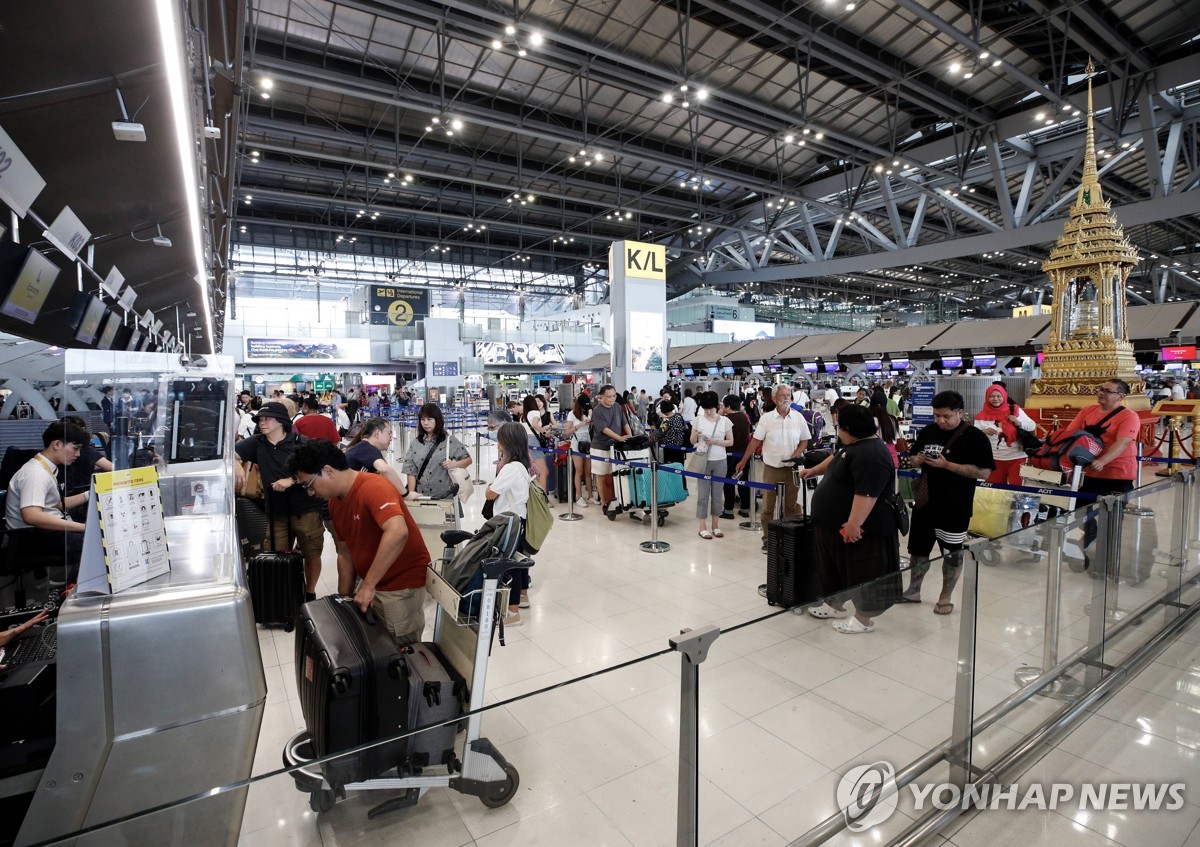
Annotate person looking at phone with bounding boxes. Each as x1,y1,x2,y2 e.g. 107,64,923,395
900,391,994,614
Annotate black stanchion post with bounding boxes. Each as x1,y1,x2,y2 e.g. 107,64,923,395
472,431,486,484
640,459,670,554
739,456,759,532
559,447,582,521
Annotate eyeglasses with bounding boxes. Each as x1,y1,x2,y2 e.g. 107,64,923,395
1096,388,1124,395
297,475,318,491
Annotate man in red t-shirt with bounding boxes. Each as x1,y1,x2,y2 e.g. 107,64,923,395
289,439,430,645
292,396,341,442
1061,378,1141,564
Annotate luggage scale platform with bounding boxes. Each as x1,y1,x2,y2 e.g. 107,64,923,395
283,544,527,818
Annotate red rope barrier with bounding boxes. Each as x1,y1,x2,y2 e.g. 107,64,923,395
1176,430,1195,459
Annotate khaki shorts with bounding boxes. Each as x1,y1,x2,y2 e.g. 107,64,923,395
268,510,325,560
371,586,428,646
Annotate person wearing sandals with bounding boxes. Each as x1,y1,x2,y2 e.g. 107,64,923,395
798,405,902,633
691,392,734,539
901,391,994,615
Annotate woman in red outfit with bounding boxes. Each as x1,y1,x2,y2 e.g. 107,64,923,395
973,384,1037,485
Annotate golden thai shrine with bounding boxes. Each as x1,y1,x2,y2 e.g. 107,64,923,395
1025,61,1154,434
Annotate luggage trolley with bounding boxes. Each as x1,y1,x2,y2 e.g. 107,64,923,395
971,464,1084,565
282,530,531,817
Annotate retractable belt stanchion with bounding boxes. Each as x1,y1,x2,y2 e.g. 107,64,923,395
472,431,486,484
640,459,670,554
739,457,759,532
560,447,583,522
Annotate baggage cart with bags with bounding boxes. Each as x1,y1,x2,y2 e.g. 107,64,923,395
284,515,531,818
607,439,658,523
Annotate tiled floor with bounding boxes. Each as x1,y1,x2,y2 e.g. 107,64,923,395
238,443,1200,847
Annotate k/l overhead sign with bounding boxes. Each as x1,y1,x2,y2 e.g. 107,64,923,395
621,241,666,281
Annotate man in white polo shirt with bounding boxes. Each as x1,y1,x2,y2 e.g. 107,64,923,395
735,384,811,552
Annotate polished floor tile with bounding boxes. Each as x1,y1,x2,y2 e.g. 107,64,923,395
235,452,1200,847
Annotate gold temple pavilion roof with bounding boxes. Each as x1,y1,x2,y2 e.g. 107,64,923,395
1042,61,1141,274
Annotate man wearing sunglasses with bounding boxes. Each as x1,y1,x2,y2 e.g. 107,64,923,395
1061,379,1141,567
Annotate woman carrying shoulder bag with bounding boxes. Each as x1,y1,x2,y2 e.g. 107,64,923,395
690,392,734,539
485,422,533,625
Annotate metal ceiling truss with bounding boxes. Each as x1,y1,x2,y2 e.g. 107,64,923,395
235,0,1200,318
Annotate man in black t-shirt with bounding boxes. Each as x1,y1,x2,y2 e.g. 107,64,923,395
901,391,994,614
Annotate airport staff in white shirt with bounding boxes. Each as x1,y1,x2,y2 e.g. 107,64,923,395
734,385,811,552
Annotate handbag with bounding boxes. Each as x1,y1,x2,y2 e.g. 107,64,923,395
1008,402,1044,454
685,417,719,474
444,438,473,503
240,462,264,501
888,489,910,535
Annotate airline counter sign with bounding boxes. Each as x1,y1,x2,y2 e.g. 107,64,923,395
618,240,666,281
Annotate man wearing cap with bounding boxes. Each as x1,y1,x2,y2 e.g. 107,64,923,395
234,401,324,600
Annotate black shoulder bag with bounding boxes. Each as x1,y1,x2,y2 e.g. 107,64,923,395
412,436,441,494
1009,402,1045,454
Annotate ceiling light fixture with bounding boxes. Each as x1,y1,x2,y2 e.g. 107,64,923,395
424,115,464,137
493,23,545,56
154,0,214,349
662,83,708,109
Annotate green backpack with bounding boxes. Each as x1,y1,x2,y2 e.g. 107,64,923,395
523,478,553,553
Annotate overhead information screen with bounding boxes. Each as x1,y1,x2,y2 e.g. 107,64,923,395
0,248,60,324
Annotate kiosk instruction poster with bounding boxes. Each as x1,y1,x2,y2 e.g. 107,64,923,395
909,380,936,428
77,467,171,594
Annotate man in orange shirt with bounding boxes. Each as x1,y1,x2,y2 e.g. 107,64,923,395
1061,378,1141,568
289,439,430,645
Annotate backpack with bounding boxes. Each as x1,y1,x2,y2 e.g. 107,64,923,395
1028,429,1104,473
801,407,826,438
522,478,553,553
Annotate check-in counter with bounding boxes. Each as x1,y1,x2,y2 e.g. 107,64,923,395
17,513,266,846
16,350,264,846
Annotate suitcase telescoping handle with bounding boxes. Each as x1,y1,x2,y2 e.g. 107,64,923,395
258,458,292,555
333,594,380,625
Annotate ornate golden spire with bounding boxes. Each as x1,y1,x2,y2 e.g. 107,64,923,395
1080,58,1098,199
1030,57,1143,402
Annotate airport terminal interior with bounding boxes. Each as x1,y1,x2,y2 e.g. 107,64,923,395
0,0,1199,844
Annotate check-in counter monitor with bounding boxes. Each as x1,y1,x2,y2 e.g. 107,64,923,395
16,352,265,846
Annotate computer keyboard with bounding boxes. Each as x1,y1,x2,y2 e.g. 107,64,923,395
1,625,57,666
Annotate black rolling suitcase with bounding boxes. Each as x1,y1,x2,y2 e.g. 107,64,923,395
295,596,409,789
554,453,571,502
400,642,468,774
235,496,269,562
247,497,305,628
765,472,823,608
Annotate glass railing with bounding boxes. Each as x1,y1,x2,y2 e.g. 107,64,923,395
14,467,1200,846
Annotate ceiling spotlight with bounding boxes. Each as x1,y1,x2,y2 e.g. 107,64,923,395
492,39,502,49
505,24,516,35
260,77,273,90
949,62,961,74
529,31,544,46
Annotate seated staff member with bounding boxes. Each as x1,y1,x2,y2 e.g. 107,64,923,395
60,415,114,519
289,440,431,646
344,417,406,496
6,422,90,580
